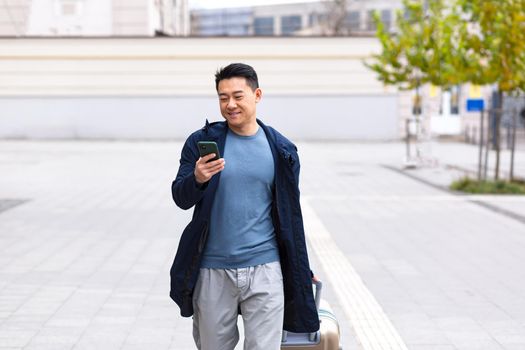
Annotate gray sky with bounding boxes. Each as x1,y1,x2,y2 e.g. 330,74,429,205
189,0,322,9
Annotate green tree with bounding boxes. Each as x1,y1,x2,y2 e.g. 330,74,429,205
365,0,465,164
365,0,465,90
456,0,525,179
365,0,465,154
366,0,525,180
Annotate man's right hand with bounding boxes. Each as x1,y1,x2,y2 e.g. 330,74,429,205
194,153,225,185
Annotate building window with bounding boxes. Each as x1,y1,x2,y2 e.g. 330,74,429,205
345,11,360,31
366,10,376,31
254,17,274,35
308,13,316,27
439,86,460,116
380,9,391,30
56,0,82,16
450,85,460,115
281,15,301,35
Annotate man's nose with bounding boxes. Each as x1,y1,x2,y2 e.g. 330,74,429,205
227,98,237,109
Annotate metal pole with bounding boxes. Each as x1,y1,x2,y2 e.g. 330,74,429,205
506,124,511,149
510,108,517,181
483,108,491,181
494,93,503,180
415,81,421,159
405,118,411,161
477,109,484,181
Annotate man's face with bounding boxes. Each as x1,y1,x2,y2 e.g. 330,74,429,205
217,77,261,132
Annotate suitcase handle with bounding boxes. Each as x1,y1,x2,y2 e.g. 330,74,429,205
313,278,322,311
282,278,322,343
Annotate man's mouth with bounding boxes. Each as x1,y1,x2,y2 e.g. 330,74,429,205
228,112,240,117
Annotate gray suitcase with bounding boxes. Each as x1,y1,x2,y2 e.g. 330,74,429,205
281,279,342,350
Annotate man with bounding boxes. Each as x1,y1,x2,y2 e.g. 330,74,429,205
170,63,319,350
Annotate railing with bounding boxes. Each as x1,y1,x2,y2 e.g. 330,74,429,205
464,106,525,181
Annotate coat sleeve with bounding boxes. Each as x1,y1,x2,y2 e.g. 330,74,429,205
171,135,208,210
292,144,301,186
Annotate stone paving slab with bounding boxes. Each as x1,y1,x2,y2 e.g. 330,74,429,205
297,141,525,350
398,141,525,221
0,140,524,350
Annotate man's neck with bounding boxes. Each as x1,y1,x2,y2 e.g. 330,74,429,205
229,121,259,136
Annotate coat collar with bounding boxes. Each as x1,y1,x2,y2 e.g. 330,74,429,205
200,118,283,175
201,118,278,150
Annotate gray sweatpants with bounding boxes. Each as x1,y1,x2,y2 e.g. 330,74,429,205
192,261,284,350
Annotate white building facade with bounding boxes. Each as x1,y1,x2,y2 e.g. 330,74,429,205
190,0,403,36
0,0,190,37
0,1,492,140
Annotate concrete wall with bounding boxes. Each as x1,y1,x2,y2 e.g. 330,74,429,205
0,94,398,140
0,37,400,140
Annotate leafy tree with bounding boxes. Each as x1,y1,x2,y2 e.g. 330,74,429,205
364,0,465,163
456,0,525,179
366,0,525,180
365,0,465,91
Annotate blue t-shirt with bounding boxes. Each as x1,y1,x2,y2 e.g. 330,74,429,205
200,127,280,268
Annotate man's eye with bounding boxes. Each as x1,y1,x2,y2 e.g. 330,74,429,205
234,96,243,100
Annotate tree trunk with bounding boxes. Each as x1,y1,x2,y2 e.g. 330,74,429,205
494,90,503,180
324,0,348,35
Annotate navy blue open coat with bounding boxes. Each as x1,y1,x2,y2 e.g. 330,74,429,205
170,119,320,333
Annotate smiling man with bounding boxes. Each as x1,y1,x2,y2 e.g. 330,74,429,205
170,63,319,350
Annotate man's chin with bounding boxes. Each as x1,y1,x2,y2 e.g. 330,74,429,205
225,117,240,124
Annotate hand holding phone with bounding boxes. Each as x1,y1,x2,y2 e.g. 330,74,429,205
198,141,221,162
195,141,224,184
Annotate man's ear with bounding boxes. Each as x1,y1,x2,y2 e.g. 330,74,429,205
255,88,262,103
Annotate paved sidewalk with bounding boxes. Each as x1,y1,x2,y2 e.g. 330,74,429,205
0,140,524,350
395,141,525,221
298,141,525,350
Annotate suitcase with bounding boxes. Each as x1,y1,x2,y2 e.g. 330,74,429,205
281,279,342,350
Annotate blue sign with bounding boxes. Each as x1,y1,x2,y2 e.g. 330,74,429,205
467,99,484,112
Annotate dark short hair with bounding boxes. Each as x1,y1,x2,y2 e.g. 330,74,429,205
215,63,259,92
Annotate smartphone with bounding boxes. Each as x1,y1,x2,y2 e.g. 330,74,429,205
197,141,220,162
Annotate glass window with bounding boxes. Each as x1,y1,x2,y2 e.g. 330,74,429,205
450,85,460,115
56,0,82,16
194,9,252,36
254,17,274,35
281,15,301,35
381,9,391,30
309,13,316,27
403,9,411,20
439,86,460,116
366,10,376,31
345,11,360,30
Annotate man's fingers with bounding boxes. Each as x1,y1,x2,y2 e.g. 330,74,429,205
207,167,223,177
195,158,224,184
200,153,217,163
209,159,225,169
206,158,224,167
195,154,214,166
205,161,225,174
199,158,224,169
